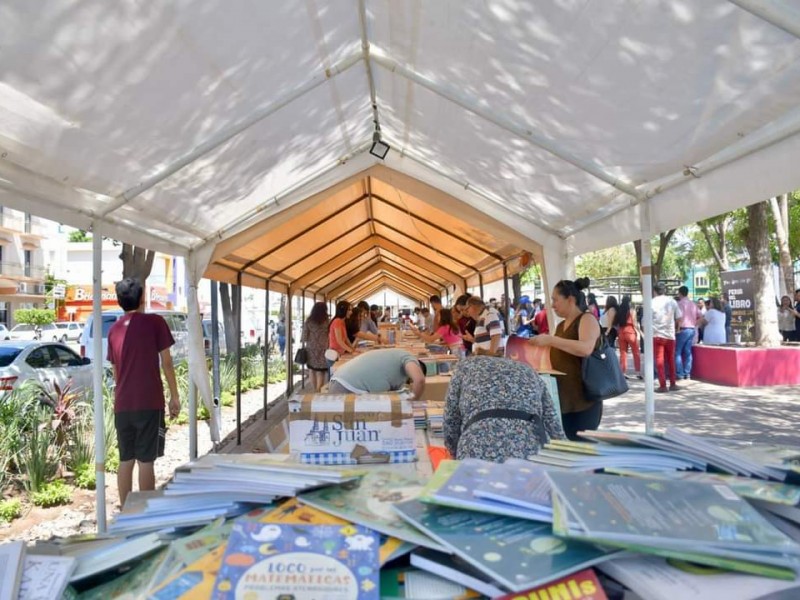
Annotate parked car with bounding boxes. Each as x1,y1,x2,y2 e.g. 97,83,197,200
202,319,227,357
0,340,92,395
80,310,189,364
10,323,60,341
54,321,83,343
0,324,9,340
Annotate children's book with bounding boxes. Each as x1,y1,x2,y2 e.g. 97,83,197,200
298,470,446,551
547,471,800,555
420,458,552,521
150,544,227,600
599,555,800,600
393,499,617,593
0,540,25,600
504,334,555,373
493,568,607,600
211,522,380,599
16,554,75,600
255,497,415,565
472,457,554,519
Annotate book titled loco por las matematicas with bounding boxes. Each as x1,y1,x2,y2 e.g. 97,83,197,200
212,522,380,599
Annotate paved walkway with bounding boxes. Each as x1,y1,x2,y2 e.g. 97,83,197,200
600,378,799,447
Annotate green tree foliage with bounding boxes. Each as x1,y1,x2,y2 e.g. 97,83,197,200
68,229,91,243
13,308,55,325
576,245,638,280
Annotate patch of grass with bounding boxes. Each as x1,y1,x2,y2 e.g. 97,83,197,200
0,498,22,523
31,480,71,507
18,410,61,494
73,462,96,490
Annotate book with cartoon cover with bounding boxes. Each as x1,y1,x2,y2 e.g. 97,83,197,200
211,522,380,599
298,470,446,551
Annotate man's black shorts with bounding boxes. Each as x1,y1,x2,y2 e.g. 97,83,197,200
115,410,165,462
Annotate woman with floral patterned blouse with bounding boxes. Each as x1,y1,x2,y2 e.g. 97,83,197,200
443,355,565,462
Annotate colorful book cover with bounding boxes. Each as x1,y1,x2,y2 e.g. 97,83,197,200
420,458,552,522
393,499,616,593
255,497,414,565
493,568,607,600
211,523,380,599
298,470,446,551
150,544,227,599
546,471,800,555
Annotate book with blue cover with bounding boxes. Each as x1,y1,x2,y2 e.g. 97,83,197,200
420,459,553,522
212,522,380,599
547,471,800,578
472,457,554,520
392,499,616,593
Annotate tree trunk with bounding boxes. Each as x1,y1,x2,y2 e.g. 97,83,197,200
119,243,156,282
219,282,240,353
746,201,782,347
632,229,675,285
698,216,731,272
769,194,794,297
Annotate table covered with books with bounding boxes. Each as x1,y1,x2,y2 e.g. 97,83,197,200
23,411,800,599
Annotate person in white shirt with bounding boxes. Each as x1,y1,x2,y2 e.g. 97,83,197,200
651,282,682,393
463,296,504,355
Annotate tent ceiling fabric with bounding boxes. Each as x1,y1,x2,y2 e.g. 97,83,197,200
206,169,537,296
1,1,799,283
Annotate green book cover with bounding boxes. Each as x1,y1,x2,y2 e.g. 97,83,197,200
75,549,168,599
298,470,446,551
546,472,800,555
393,499,616,593
418,459,460,502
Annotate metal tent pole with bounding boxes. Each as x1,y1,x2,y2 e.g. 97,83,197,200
91,223,106,532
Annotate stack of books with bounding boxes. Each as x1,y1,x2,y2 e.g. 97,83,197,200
426,402,445,436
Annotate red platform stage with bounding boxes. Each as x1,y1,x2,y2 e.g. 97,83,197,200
692,345,800,387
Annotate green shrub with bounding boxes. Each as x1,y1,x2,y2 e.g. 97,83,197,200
73,463,96,490
66,401,94,473
198,403,210,421
0,498,22,523
106,447,120,474
31,480,71,507
18,410,61,494
220,391,234,407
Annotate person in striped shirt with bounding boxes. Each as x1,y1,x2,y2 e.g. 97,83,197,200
463,296,504,356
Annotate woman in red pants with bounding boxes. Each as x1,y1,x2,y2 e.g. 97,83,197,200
614,295,641,379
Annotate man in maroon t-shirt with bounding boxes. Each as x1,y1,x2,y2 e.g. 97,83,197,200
107,278,180,508
533,307,550,335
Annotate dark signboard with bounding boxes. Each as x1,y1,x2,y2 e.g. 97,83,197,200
720,269,755,342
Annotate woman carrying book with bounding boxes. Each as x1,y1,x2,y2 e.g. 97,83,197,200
529,278,602,440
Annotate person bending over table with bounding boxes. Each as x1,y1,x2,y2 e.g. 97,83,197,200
444,355,565,462
328,348,427,400
529,278,602,441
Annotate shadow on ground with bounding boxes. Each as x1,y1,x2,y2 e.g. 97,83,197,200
601,379,799,446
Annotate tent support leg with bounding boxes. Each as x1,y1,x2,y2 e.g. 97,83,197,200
91,223,107,532
640,218,656,433
264,280,270,419
236,273,243,445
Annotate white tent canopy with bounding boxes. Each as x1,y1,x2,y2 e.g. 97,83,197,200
2,0,800,528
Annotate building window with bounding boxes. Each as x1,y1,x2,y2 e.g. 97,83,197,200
24,250,32,278
695,275,709,288
24,212,32,234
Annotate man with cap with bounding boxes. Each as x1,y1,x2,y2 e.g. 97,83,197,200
328,348,427,400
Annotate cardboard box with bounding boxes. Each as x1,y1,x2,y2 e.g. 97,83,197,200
287,394,417,465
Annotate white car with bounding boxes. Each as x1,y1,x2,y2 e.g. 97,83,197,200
9,323,60,342
0,340,93,396
80,311,189,365
0,324,9,340
55,321,83,343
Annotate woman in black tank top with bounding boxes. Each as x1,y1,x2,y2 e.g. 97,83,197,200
529,278,602,440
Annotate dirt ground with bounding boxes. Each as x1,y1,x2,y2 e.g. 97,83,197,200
0,381,290,543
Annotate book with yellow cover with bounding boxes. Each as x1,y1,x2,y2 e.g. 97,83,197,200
149,544,227,600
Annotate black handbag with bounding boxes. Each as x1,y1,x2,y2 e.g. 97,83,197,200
294,347,308,365
581,322,628,402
